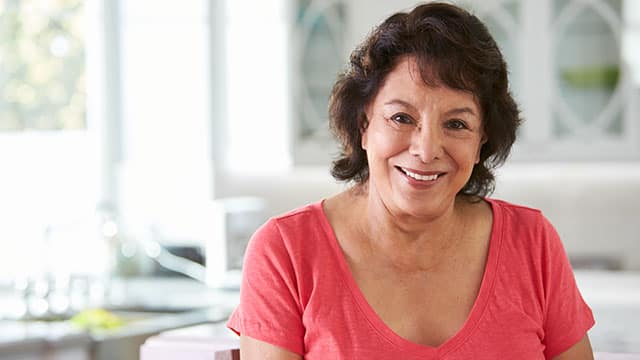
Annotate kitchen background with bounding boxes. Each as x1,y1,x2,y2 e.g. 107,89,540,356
0,0,639,359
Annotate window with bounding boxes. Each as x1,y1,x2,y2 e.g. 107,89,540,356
0,0,105,282
1,0,223,287
116,0,213,240
0,0,85,131
222,0,291,173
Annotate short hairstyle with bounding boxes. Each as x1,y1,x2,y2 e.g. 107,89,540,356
328,2,521,197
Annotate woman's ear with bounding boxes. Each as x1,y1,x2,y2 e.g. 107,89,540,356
474,135,488,164
360,109,371,150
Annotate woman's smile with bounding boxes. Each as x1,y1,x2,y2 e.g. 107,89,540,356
396,166,446,187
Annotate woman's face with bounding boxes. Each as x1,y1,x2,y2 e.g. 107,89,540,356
362,57,486,219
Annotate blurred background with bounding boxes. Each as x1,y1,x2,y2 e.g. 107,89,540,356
0,0,639,359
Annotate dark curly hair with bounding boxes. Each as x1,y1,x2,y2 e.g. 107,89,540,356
328,2,521,197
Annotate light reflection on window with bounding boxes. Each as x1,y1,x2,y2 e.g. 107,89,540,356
0,0,85,131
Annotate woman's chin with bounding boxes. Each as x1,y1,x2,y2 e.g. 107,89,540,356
393,198,451,221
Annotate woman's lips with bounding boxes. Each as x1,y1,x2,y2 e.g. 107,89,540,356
396,166,445,182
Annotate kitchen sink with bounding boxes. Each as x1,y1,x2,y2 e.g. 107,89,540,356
6,304,232,360
0,277,239,360
16,304,206,324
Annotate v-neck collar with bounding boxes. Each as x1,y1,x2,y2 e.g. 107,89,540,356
315,198,503,357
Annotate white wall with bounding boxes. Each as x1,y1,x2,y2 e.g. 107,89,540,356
494,163,640,270
216,163,640,271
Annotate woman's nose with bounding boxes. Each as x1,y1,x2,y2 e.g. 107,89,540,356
408,124,443,162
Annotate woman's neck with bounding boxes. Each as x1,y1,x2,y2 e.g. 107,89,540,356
351,185,468,272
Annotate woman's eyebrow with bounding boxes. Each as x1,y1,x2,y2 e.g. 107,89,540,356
383,99,418,112
384,100,478,118
444,107,477,117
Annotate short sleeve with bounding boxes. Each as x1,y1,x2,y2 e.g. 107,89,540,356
226,219,305,355
540,216,595,359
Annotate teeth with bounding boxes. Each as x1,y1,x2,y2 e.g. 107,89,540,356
402,168,439,181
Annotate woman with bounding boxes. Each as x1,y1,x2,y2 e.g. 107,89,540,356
227,2,595,359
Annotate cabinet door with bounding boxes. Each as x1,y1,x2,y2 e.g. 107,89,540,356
476,0,639,160
291,0,345,165
546,0,638,160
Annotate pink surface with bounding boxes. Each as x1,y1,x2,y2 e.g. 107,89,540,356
140,334,238,360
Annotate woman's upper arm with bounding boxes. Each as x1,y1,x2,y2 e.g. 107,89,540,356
551,334,594,360
227,219,306,354
240,335,303,360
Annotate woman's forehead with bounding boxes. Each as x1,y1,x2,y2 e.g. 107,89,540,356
376,57,479,110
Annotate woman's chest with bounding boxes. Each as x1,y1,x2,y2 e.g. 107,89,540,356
300,278,545,360
352,261,486,347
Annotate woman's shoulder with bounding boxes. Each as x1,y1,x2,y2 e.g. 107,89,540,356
267,200,327,231
486,197,541,213
486,197,561,252
323,187,363,218
269,190,361,240
485,197,546,224
485,197,561,246
248,200,332,252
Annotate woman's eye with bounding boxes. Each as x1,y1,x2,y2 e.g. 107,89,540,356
446,119,468,130
390,113,413,125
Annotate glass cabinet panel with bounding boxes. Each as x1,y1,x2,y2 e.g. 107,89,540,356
293,0,344,164
553,0,624,139
477,0,522,102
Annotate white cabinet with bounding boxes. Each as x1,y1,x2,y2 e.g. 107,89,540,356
290,0,639,163
473,0,639,161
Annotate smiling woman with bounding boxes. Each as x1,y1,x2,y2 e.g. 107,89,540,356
227,2,595,359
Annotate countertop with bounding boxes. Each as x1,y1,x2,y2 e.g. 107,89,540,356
575,270,640,353
0,277,239,356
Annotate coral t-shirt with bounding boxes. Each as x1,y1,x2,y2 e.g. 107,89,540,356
227,198,595,359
